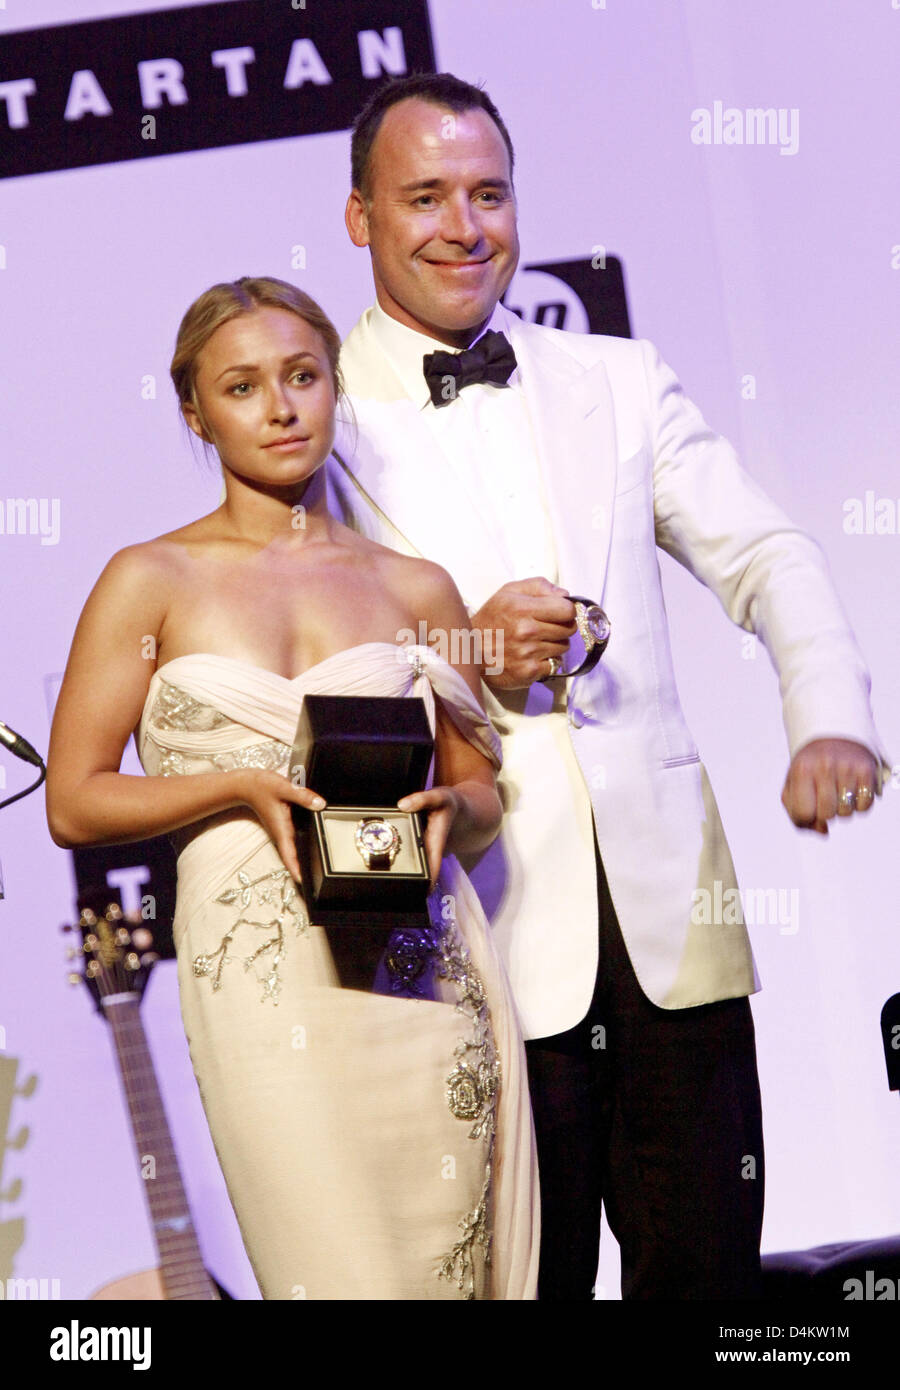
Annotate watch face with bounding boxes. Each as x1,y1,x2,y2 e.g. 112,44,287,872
355,818,400,859
580,603,611,647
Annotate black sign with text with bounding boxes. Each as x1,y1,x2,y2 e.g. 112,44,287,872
0,0,436,179
504,256,632,338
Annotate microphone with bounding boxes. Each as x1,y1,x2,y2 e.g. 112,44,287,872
881,994,900,1092
0,720,44,768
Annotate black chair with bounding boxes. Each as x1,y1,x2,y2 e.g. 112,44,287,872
762,1236,900,1300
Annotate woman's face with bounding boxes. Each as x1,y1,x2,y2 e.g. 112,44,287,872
185,306,337,492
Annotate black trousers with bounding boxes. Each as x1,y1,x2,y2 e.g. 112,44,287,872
524,842,765,1300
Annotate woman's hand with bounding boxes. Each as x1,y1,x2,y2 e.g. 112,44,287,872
235,768,325,884
396,786,462,891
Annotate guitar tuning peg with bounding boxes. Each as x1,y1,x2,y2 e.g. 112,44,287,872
80,908,97,926
125,952,140,971
67,972,82,986
115,927,131,946
106,903,123,921
65,948,78,961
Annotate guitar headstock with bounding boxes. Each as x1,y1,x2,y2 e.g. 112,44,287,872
62,902,159,1014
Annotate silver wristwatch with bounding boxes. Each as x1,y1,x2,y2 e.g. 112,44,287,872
354,817,401,870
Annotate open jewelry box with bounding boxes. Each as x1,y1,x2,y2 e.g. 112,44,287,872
290,694,434,929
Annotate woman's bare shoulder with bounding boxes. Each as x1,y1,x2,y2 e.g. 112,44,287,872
401,554,462,601
366,544,463,607
98,513,222,583
330,521,457,591
392,559,474,640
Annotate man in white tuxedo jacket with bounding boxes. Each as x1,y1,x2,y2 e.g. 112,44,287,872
326,74,886,1299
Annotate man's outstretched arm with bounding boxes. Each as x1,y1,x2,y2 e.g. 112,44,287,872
644,339,888,833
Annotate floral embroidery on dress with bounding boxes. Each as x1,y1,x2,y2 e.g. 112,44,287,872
159,739,290,777
383,926,441,997
150,681,290,777
211,741,290,773
192,868,308,1004
149,682,303,1000
159,749,188,777
151,680,231,732
437,1168,491,1300
432,888,500,1299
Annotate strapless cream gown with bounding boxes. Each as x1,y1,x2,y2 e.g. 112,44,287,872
137,642,538,1299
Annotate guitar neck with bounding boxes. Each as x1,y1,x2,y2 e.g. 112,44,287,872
102,995,219,1301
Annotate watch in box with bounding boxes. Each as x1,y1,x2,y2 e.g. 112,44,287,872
290,694,434,929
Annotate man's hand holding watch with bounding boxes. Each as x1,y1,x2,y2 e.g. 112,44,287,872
470,578,610,689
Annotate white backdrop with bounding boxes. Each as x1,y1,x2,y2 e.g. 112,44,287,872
1,0,898,1301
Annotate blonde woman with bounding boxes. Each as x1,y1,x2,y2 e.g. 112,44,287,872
46,277,538,1300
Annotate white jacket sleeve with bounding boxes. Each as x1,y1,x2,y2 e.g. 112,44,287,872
642,339,890,781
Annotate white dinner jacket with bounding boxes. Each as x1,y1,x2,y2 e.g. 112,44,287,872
327,303,886,1036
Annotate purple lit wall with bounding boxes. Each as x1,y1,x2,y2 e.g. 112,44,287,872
1,0,897,1301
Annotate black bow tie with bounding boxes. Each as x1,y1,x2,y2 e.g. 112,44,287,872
422,330,517,408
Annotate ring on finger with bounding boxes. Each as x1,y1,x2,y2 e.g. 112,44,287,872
545,655,560,679
838,787,856,811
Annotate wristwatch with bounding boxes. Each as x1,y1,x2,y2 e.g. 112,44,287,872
540,595,611,681
354,817,402,870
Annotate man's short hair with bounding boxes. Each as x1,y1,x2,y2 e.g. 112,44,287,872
350,72,515,201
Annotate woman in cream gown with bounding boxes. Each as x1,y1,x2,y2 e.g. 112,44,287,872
46,277,539,1300
138,642,536,1299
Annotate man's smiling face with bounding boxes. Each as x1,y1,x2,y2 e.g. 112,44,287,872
345,97,520,348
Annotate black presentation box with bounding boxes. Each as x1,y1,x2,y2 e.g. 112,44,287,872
290,695,435,928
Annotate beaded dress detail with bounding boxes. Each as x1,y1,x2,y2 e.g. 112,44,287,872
138,643,538,1300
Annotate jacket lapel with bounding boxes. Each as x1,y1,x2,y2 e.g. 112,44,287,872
500,306,618,601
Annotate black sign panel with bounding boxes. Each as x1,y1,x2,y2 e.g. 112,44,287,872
0,0,436,179
504,256,632,339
